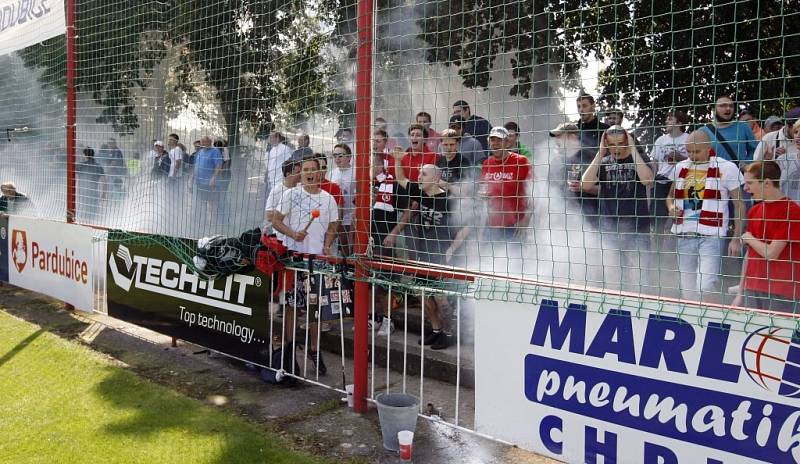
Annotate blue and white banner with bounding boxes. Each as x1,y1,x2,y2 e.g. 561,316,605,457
475,292,800,464
0,0,65,56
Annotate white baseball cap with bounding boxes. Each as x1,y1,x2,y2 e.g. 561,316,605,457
488,126,509,139
153,140,164,147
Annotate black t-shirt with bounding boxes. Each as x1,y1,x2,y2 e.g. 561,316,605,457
577,117,610,152
404,181,452,239
436,153,471,184
597,153,651,232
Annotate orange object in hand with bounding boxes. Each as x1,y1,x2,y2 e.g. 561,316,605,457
302,209,321,233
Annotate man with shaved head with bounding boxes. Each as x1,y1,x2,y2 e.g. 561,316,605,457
389,150,470,350
666,130,744,303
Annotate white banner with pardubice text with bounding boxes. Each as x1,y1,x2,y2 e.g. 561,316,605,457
8,217,94,311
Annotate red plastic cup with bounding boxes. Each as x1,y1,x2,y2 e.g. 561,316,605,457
398,430,413,461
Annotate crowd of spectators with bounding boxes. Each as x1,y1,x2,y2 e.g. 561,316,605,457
257,95,800,358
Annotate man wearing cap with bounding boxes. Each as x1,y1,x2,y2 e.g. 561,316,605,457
447,115,485,166
582,126,654,292
755,109,800,201
701,96,758,165
550,122,599,224
754,108,799,162
576,93,610,152
762,115,784,136
452,100,492,151
480,126,532,239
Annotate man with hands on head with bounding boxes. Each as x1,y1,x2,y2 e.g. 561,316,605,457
581,125,654,291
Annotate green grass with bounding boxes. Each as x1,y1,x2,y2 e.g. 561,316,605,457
0,311,327,464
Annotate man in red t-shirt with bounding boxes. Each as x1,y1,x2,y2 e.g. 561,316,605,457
416,111,441,153
397,123,438,182
733,160,800,313
480,126,532,239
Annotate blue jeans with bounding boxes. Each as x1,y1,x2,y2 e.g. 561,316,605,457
676,234,723,301
599,229,652,293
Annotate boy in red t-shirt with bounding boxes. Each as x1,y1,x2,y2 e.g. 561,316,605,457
734,160,800,313
480,126,532,239
399,123,438,182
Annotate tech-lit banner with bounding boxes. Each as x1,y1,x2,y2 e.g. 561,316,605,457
475,294,800,464
8,217,93,310
106,234,272,363
0,0,65,56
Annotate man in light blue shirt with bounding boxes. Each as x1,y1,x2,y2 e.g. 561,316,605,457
701,96,758,165
192,135,224,223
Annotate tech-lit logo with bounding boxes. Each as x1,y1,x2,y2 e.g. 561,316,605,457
742,327,800,398
11,229,27,273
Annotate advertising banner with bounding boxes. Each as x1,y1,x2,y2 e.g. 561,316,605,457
0,0,66,56
106,235,272,364
475,293,800,464
8,217,93,310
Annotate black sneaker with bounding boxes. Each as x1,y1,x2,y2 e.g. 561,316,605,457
431,333,451,350
307,349,327,376
418,329,440,346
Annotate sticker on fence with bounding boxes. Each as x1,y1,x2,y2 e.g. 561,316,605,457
105,234,271,364
474,295,800,464
7,217,93,310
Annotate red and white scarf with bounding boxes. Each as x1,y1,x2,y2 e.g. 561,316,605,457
672,155,735,236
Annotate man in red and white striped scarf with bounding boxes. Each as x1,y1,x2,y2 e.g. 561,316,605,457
666,131,744,304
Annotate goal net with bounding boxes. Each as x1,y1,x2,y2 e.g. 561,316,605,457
1,0,799,319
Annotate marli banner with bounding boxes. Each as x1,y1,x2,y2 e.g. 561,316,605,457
106,235,272,364
8,217,93,310
475,294,800,464
0,0,66,56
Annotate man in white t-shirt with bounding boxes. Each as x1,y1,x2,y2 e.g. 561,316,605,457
264,158,301,238
167,133,184,179
328,143,355,255
264,131,293,197
753,108,800,201
666,131,744,304
271,157,340,376
651,111,690,240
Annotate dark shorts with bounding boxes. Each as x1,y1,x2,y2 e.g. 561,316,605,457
371,209,397,257
744,290,798,314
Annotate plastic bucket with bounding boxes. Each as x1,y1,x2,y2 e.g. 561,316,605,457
375,393,419,451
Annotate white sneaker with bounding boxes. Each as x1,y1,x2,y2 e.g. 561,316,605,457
376,317,395,336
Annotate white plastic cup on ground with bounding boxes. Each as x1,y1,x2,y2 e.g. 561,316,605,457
398,430,414,461
345,384,354,408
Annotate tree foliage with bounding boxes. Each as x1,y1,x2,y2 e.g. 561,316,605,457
17,0,339,140
419,0,800,137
